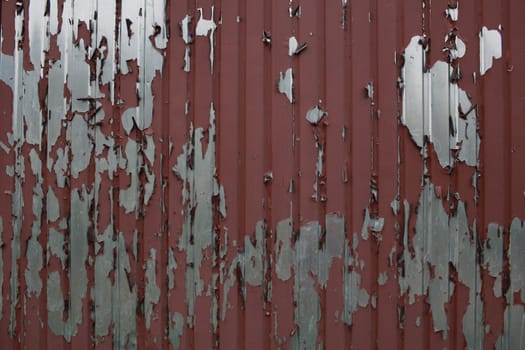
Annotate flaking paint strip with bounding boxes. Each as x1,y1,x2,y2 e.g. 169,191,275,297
90,214,139,346
119,138,156,214
47,186,91,341
169,312,184,349
278,68,294,103
479,27,502,75
145,248,161,329
399,181,483,346
484,224,503,298
25,149,43,296
196,7,217,73
174,104,224,327
46,188,60,222
94,225,116,337
445,3,459,22
120,0,167,134
274,215,345,347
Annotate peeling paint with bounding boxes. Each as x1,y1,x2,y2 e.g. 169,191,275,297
145,249,161,329
174,104,224,326
401,35,480,168
48,187,92,341
278,68,294,103
119,138,155,214
169,312,184,349
288,36,298,57
0,1,522,348
484,224,503,298
120,0,167,133
24,149,43,296
445,4,459,22
275,215,346,349
489,218,525,350
196,7,217,73
479,26,502,75
399,181,484,346
305,105,326,126
180,15,193,44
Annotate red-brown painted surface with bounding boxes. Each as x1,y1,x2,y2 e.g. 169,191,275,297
0,0,524,349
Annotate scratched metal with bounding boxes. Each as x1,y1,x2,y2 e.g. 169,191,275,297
0,0,524,349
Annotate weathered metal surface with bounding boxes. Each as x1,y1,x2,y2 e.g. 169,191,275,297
0,0,524,349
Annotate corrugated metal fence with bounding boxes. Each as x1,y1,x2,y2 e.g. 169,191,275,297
0,0,524,348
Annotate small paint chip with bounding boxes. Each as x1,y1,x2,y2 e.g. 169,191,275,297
278,68,294,103
288,36,307,56
305,105,326,125
445,4,459,22
179,15,193,44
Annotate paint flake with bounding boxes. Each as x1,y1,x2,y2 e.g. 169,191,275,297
278,68,294,103
480,26,502,75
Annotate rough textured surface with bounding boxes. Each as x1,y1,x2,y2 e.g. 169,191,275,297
0,0,524,349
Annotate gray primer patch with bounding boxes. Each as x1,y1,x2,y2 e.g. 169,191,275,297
145,248,161,329
47,187,60,222
68,114,93,178
48,228,67,269
113,233,138,348
119,138,155,215
343,229,370,326
47,186,92,341
54,147,69,188
174,104,224,326
377,271,388,286
25,149,44,295
120,0,167,134
275,219,294,281
496,304,525,350
8,7,28,335
496,220,525,349
508,218,525,303
484,224,503,298
399,181,483,345
401,36,479,168
479,26,502,75
278,68,294,103
274,215,346,348
94,225,115,337
168,248,178,290
361,208,385,240
9,161,23,335
312,139,324,201
119,139,139,214
169,312,184,349
242,221,266,286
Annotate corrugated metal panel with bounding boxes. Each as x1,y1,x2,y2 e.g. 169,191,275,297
0,0,524,348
